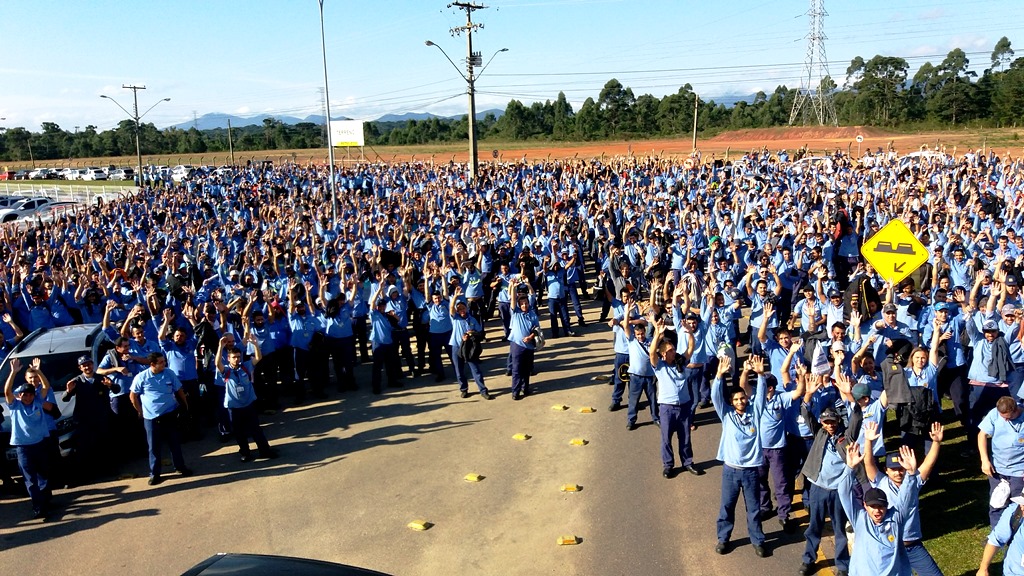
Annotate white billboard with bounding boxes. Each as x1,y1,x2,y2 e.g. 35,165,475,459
329,120,365,147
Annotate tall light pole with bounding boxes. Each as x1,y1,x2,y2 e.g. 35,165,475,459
317,0,338,227
100,87,169,186
425,38,506,185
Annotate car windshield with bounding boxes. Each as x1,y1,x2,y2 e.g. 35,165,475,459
0,351,83,393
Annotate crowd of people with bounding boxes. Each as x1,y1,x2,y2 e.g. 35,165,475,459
2,144,1024,574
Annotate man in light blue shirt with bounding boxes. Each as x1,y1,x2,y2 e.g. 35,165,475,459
650,316,700,478
711,355,767,557
625,322,656,430
129,352,192,485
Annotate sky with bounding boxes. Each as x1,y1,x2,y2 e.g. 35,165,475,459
2,0,1022,132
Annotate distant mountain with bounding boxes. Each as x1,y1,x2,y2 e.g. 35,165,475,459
171,108,506,130
169,113,350,131
706,93,760,107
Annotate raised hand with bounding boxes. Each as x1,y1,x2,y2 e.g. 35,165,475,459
928,422,944,444
845,440,865,469
863,420,880,443
898,445,918,475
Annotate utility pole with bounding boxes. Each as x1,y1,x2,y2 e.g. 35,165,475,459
449,2,486,184
227,119,235,166
691,93,699,151
317,0,338,227
124,84,146,183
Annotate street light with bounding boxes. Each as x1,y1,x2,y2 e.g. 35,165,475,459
317,0,338,227
100,90,170,186
425,40,507,184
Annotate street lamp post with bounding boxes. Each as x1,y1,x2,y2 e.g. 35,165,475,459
425,41,506,184
317,0,338,227
100,88,169,186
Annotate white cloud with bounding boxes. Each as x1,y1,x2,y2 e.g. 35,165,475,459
235,106,251,114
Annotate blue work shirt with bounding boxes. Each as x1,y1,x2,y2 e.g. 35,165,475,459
160,337,199,381
288,310,319,350
712,374,765,468
6,395,49,446
654,359,692,406
130,368,183,420
625,330,654,377
508,305,539,350
840,467,919,576
756,383,794,450
987,503,1024,576
978,406,1024,475
218,360,257,409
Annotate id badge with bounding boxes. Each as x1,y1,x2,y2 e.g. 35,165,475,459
235,385,247,397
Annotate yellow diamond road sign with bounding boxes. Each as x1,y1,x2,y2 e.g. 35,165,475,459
861,220,928,284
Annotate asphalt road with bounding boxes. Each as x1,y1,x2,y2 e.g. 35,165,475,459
0,298,839,576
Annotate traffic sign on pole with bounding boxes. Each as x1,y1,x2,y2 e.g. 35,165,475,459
860,220,928,284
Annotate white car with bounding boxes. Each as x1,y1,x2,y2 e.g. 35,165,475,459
109,168,135,181
28,168,53,180
171,164,194,182
81,169,108,181
0,197,62,222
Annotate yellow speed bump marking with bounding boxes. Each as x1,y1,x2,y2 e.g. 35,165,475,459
568,438,588,446
407,520,433,531
464,473,484,482
512,433,531,441
551,404,569,411
560,484,581,492
579,407,596,413
557,535,580,545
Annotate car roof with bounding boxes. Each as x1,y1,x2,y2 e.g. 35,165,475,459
8,324,103,358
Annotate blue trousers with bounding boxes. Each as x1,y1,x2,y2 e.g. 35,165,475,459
144,411,187,478
566,282,585,322
497,302,511,339
718,464,765,546
683,365,705,417
371,342,399,392
905,541,942,576
510,342,534,396
659,403,694,468
627,374,657,424
428,331,452,378
453,344,487,393
758,446,792,519
802,483,849,571
16,441,49,511
229,404,272,457
610,352,629,405
547,297,571,337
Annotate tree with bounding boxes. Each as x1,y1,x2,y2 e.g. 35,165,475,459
845,55,909,124
575,97,602,140
992,36,1014,71
597,79,635,136
552,92,574,140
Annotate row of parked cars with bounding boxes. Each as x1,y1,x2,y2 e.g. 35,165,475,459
0,195,79,223
2,167,136,181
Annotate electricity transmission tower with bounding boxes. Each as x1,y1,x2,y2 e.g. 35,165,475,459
789,0,838,126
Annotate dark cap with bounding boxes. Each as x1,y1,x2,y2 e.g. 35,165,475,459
684,312,700,322
885,452,904,469
1007,275,1020,287
863,487,889,507
827,289,840,299
983,320,1000,332
819,407,841,423
77,354,93,366
13,383,34,395
882,303,897,313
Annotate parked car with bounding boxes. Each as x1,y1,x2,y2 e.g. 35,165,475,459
13,170,30,180
0,171,15,181
28,168,53,180
81,169,108,181
171,165,195,182
108,168,135,181
34,201,80,223
1,324,114,474
0,197,62,222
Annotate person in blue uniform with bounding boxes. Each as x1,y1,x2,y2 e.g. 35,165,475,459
4,357,54,517
450,287,490,399
424,260,454,383
798,403,852,576
861,421,944,576
609,287,642,411
508,276,540,400
368,278,400,394
978,490,1024,576
839,442,921,576
129,352,193,485
650,316,702,478
746,351,805,532
625,321,657,429
288,282,323,402
711,354,768,558
215,335,277,462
